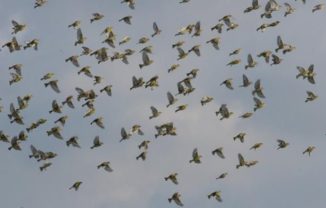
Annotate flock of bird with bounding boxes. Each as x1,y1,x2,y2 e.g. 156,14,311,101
0,0,325,206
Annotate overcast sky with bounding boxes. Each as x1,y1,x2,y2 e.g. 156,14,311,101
0,0,326,207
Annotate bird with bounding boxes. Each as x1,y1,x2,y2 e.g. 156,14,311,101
69,181,82,191
130,76,145,90
11,20,26,34
168,64,180,73
229,48,241,56
120,127,132,142
97,161,113,172
34,0,47,8
233,133,246,143
245,54,257,69
216,172,228,180
271,54,282,66
149,106,161,119
131,125,144,136
65,55,80,67
74,28,86,46
90,117,105,129
139,52,153,69
2,37,21,53
312,4,325,13
24,39,39,50
172,41,185,48
200,96,213,106
175,104,188,113
46,126,63,140
212,147,225,159
49,100,62,114
189,148,202,163
66,136,81,148
250,143,263,150
90,13,104,23
138,37,150,44
68,20,81,29
277,139,289,149
211,23,224,33
252,79,265,99
40,73,55,81
303,146,315,156
239,112,253,119
168,192,183,207
176,47,188,60
119,36,131,45
152,22,161,37
100,85,112,96
91,136,103,149
9,64,23,76
257,50,272,63
121,0,135,9
119,16,132,24
284,3,295,17
206,37,221,50
40,163,52,171
44,80,60,93
167,92,178,107
62,96,75,109
208,191,222,202
227,59,241,66
138,140,150,150
8,137,21,151
54,115,68,126
136,151,147,161
236,153,246,169
253,97,265,111
145,75,159,90
244,0,260,13
305,91,318,102
220,79,233,90
216,104,233,120
164,173,178,185
188,45,201,56
239,74,252,87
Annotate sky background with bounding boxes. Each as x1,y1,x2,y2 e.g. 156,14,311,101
0,0,326,207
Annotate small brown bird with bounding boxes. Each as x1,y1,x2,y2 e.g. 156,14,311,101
164,173,178,185
208,191,222,202
90,13,104,23
54,115,68,126
212,147,225,159
91,136,103,149
220,79,233,90
138,140,150,150
68,20,81,29
216,172,228,180
119,16,132,24
250,143,263,150
149,106,161,119
97,161,113,172
277,139,289,149
69,181,82,191
233,133,246,143
303,146,315,156
11,20,26,34
40,163,52,171
305,91,318,102
90,117,105,129
168,192,183,207
189,148,202,164
152,22,161,37
136,151,147,161
66,136,81,148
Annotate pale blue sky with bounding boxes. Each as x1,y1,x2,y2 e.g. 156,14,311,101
0,0,326,207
